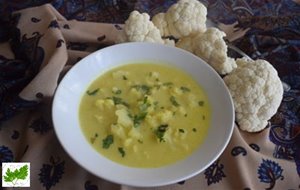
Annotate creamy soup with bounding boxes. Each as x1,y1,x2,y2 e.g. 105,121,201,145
79,63,211,168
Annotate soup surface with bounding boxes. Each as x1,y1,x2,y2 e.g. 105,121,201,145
79,63,211,168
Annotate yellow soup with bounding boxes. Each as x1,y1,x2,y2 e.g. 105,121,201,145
79,63,211,168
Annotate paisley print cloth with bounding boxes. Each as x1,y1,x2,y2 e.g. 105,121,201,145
0,1,299,189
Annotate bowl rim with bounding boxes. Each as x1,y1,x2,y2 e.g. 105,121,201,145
52,42,235,187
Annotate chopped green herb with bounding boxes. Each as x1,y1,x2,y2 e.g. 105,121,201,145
143,96,148,103
113,89,122,95
170,96,180,107
163,82,173,86
108,96,129,107
86,88,99,96
118,147,126,157
133,112,147,127
184,114,188,117
122,75,128,80
154,124,168,142
153,84,161,89
179,129,185,133
160,106,165,109
180,86,191,92
155,78,159,82
138,139,143,144
139,103,151,112
192,128,197,132
132,84,152,94
198,101,204,106
102,135,114,149
202,115,206,120
138,96,151,112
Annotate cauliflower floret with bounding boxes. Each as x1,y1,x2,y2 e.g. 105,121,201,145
128,128,142,139
223,58,283,132
152,13,170,36
95,99,114,110
176,27,237,75
152,0,207,38
111,124,127,140
118,11,174,45
129,88,143,99
156,110,173,124
115,108,133,128
193,28,237,74
124,138,133,147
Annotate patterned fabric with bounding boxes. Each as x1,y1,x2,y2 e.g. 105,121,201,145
0,1,299,189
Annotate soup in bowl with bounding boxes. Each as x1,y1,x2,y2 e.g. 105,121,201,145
52,42,234,187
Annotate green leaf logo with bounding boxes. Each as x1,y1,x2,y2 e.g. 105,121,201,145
4,165,29,186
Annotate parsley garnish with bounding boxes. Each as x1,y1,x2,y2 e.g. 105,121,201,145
203,115,206,120
86,88,99,96
180,86,191,92
107,96,129,107
179,129,185,133
118,147,125,157
162,82,173,87
122,76,127,80
192,128,197,132
131,84,152,95
198,101,204,106
139,97,151,112
154,125,168,142
113,89,122,95
133,112,147,127
102,135,114,149
170,96,180,107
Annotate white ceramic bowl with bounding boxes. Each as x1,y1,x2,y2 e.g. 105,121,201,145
52,42,234,187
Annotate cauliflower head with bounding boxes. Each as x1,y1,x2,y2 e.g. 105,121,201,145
152,13,170,37
152,0,207,38
223,58,283,132
118,11,174,45
176,27,237,75
193,28,237,75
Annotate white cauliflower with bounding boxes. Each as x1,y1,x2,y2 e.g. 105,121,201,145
223,58,283,132
118,11,174,45
152,0,207,38
193,28,237,75
152,13,169,37
176,27,237,75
